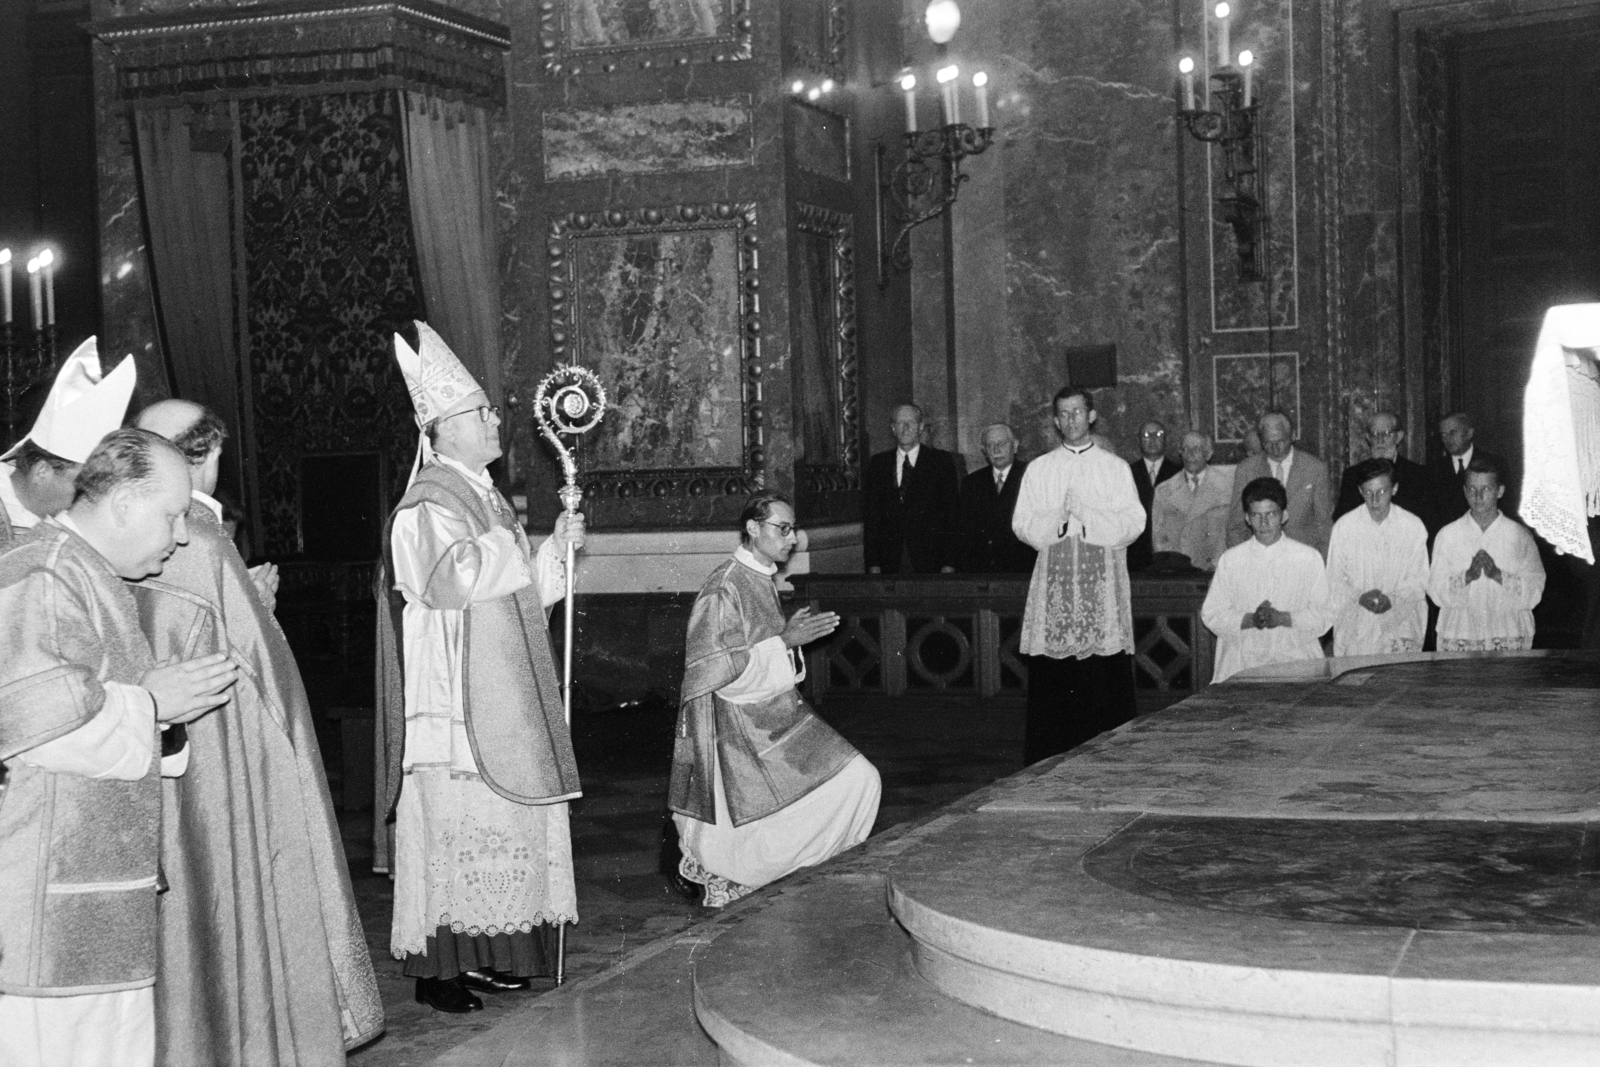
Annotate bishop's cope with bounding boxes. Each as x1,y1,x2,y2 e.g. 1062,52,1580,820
375,321,586,1015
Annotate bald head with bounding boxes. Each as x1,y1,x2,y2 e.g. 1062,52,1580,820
136,399,228,496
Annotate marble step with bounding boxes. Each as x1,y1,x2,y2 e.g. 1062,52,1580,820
886,807,1600,1067
691,872,1221,1067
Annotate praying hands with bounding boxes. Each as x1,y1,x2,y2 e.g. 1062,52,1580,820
1357,588,1392,615
1464,549,1502,585
1242,599,1293,630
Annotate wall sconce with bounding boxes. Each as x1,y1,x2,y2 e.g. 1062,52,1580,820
1178,3,1266,282
876,1,997,286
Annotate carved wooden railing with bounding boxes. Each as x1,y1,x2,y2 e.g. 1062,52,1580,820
788,573,1215,713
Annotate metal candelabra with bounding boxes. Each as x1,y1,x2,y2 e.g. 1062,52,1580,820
877,122,996,283
530,361,606,987
1179,67,1266,282
3,324,58,445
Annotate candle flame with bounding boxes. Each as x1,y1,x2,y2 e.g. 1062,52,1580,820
900,73,917,91
0,249,9,265
791,79,805,93
936,64,959,84
37,249,54,267
972,71,988,87
1179,56,1195,73
820,78,834,92
1215,2,1230,17
807,87,821,100
1238,49,1254,66
27,258,39,274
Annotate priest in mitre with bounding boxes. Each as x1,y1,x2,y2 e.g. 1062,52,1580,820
132,400,384,1064
669,491,881,907
1,337,137,543
377,322,584,1014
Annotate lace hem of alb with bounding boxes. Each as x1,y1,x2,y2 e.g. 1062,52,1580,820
441,911,579,935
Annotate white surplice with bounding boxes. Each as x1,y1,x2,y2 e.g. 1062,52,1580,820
1011,442,1146,659
1202,535,1334,682
673,548,880,895
389,455,576,958
1428,511,1546,651
1326,503,1430,656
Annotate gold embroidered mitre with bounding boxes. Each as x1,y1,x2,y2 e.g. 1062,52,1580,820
393,321,482,426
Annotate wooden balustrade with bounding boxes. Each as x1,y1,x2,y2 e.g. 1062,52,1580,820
788,573,1216,713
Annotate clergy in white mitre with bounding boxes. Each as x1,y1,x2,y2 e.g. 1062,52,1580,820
1429,455,1545,651
1326,457,1430,656
0,336,136,544
0,428,238,1067
669,491,880,907
1202,476,1334,682
1011,386,1146,764
376,322,585,1015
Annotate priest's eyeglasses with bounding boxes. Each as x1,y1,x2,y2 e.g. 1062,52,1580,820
441,404,501,424
761,521,796,537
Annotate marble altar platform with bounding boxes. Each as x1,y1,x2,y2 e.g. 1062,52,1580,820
432,652,1600,1067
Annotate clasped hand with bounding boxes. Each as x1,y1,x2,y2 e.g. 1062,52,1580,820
1243,599,1291,630
1464,549,1501,584
782,606,841,648
1357,588,1392,615
140,652,240,725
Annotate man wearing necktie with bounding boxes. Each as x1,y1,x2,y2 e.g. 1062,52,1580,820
1152,431,1232,570
1224,411,1334,557
1425,412,1509,527
957,423,1037,573
863,404,962,573
1128,421,1182,571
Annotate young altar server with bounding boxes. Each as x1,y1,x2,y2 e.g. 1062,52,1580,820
0,429,238,1067
377,322,586,1014
0,337,136,544
1202,476,1334,682
134,400,383,1063
670,491,881,907
1326,457,1430,656
1428,455,1545,651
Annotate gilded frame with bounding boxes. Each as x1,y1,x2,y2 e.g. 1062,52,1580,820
792,202,860,494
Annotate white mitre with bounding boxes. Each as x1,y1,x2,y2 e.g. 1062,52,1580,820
393,320,482,426
1,337,137,465
1523,303,1600,563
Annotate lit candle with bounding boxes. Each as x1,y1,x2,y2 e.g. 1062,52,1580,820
1239,50,1255,106
901,73,918,133
1215,2,1232,68
39,249,55,327
1178,56,1196,111
26,258,41,330
936,64,960,126
0,248,11,326
972,71,990,128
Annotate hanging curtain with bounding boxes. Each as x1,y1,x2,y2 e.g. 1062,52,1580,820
400,92,503,403
133,105,243,444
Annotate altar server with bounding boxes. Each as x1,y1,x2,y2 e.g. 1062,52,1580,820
134,400,383,1063
0,428,237,1067
1011,386,1146,763
1326,458,1430,656
0,337,136,543
377,322,584,1013
1203,476,1334,682
670,491,880,907
1428,456,1545,651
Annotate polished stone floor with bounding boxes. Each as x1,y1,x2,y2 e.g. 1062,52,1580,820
341,695,1024,1067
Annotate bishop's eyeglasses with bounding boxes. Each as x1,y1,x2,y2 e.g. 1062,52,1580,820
440,404,501,424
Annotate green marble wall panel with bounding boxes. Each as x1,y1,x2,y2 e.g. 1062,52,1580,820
542,98,754,181
789,101,848,183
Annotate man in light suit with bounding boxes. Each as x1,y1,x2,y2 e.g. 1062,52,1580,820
864,403,962,573
956,423,1036,573
1128,421,1182,572
1153,431,1232,571
1225,411,1334,557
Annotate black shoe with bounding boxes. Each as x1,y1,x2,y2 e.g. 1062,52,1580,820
414,976,483,1013
669,868,705,904
461,968,531,993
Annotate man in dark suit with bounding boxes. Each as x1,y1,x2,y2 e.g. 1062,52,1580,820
1128,420,1182,571
957,423,1036,573
1334,412,1431,530
1425,411,1509,531
1225,410,1335,557
864,403,962,573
